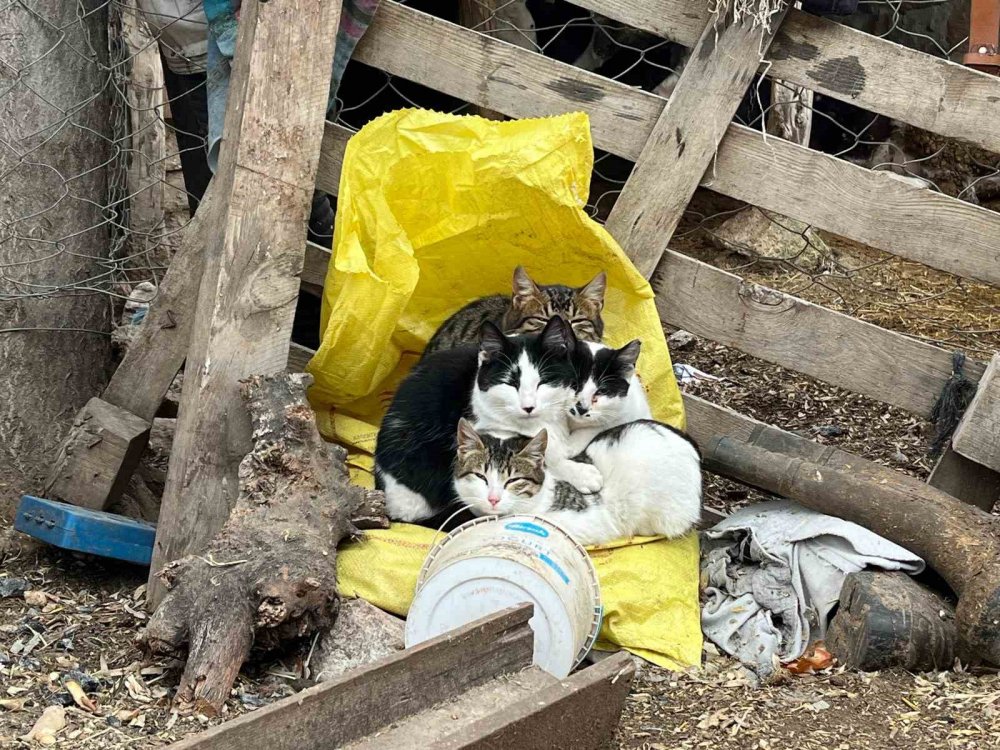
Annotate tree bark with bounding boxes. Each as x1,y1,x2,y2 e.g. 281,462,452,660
138,373,388,715
0,1,113,517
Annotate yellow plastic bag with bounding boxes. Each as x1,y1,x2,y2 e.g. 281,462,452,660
337,525,702,670
310,108,701,669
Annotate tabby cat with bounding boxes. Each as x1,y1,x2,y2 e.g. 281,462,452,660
375,316,601,523
422,266,606,357
454,419,702,546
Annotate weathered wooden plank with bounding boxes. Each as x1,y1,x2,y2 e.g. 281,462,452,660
149,0,342,608
953,354,1000,472
928,446,1000,513
44,398,150,510
606,6,792,278
300,207,983,418
653,251,984,417
568,0,1000,155
432,651,635,750
350,2,1000,286
286,341,315,374
102,186,219,422
169,605,535,750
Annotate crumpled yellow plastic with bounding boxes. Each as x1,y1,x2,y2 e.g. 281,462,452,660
309,108,700,669
337,525,702,670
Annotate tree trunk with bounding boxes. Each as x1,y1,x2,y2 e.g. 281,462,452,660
0,1,113,517
139,373,388,715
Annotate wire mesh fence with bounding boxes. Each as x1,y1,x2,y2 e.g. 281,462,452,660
2,0,998,363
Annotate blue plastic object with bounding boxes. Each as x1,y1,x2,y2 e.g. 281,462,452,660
15,496,156,566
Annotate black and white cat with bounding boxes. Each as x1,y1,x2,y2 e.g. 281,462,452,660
454,419,702,545
374,316,601,523
565,340,652,455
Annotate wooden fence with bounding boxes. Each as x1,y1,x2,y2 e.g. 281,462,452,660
290,0,1000,505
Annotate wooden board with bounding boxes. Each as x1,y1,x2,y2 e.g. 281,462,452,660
605,5,792,278
300,196,983,418
169,605,536,750
432,651,635,750
149,0,342,608
350,2,1000,287
953,354,1000,472
44,398,150,510
653,250,984,417
928,446,1000,513
102,185,219,422
568,0,1000,155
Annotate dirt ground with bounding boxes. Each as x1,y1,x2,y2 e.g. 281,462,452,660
2,203,999,746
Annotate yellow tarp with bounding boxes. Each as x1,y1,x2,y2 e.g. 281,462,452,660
309,108,701,669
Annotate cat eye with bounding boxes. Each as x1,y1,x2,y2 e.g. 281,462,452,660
473,472,488,483
524,316,547,326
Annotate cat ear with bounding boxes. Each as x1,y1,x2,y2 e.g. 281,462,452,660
615,339,642,371
511,266,543,307
576,271,607,312
456,418,485,455
540,315,574,354
519,429,548,465
479,321,507,360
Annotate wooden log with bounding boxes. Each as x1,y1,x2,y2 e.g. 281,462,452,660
148,0,343,608
353,2,1000,287
139,373,387,714
567,0,1000,155
953,353,1000,473
701,435,1000,665
43,398,150,510
603,4,793,279
167,605,537,749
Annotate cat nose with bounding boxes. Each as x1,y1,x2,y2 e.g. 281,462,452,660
487,494,500,507
522,405,534,414
575,402,589,416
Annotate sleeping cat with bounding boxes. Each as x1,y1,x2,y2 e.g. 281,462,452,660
422,266,606,356
454,419,702,545
375,316,602,523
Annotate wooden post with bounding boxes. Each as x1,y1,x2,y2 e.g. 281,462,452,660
147,0,343,608
604,2,792,279
952,353,1000,472
766,1,812,146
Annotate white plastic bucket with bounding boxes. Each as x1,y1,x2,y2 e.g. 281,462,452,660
405,515,602,678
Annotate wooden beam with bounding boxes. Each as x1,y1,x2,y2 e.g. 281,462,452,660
148,0,343,608
431,652,635,750
567,0,1000,155
953,353,1000,472
605,5,792,278
652,251,983,417
928,446,999,513
300,187,983,417
352,2,1000,287
168,605,535,750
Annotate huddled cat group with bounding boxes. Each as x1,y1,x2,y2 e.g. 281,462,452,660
374,267,703,546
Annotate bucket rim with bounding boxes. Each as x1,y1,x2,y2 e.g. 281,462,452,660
415,513,603,667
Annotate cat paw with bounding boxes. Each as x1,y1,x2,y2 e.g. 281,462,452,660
570,462,604,494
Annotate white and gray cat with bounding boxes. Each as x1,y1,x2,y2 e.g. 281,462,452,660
454,418,702,545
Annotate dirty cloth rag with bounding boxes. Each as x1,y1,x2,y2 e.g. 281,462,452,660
202,0,379,170
701,500,924,676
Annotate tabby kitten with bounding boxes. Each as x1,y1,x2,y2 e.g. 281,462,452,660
454,420,702,546
422,266,606,357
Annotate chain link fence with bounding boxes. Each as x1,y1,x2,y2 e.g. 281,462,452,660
2,0,997,361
